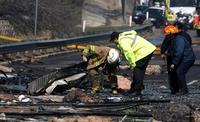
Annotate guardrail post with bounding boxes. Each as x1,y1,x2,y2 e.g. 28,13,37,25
82,20,86,33
129,16,132,27
146,12,149,20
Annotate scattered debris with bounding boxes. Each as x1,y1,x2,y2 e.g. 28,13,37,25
63,88,94,103
27,64,86,95
0,31,198,122
159,85,167,89
117,75,131,90
0,94,16,101
192,111,200,122
0,65,15,73
49,116,112,122
18,95,31,102
0,113,6,121
0,73,17,79
45,73,86,94
30,95,64,102
107,97,122,102
145,65,161,75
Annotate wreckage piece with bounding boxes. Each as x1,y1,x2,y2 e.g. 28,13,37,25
27,62,87,95
63,88,94,103
45,73,86,94
0,72,18,83
0,72,28,92
0,65,15,73
0,85,26,92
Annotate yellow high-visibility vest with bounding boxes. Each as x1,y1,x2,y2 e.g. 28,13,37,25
118,30,156,68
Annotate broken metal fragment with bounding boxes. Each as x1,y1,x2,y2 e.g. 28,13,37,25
45,73,86,94
0,73,17,78
27,62,87,95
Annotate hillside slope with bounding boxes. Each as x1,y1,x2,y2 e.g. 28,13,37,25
82,0,135,27
0,0,135,38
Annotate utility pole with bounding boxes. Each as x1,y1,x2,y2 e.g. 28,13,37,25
34,0,38,37
121,0,126,23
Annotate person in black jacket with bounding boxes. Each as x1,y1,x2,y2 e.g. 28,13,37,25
161,25,196,95
161,26,179,94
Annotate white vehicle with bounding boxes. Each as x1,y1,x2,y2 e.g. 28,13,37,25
169,0,196,15
166,0,196,23
164,0,196,25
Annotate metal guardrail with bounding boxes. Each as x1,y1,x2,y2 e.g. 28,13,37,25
0,25,153,54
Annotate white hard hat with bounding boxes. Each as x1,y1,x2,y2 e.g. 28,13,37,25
107,48,120,64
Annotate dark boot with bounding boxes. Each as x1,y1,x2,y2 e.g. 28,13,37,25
176,89,188,95
129,82,144,96
171,89,179,95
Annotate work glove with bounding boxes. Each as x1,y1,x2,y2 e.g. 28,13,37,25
161,54,166,60
169,64,176,71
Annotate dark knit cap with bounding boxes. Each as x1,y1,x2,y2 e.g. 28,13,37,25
110,32,119,41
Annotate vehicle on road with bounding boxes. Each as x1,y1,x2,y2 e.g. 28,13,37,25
132,5,148,24
164,0,195,26
134,6,167,28
144,7,167,27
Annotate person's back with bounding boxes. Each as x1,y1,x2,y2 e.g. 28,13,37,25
173,21,192,45
171,33,195,65
179,31,192,45
117,31,156,67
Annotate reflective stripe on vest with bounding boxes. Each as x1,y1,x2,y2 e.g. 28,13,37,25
90,45,95,52
120,35,137,47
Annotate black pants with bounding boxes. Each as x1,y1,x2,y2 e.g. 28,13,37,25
176,60,194,92
130,53,153,92
167,56,194,93
167,56,179,93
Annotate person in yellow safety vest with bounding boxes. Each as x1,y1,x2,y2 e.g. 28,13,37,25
82,45,120,94
110,30,156,96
